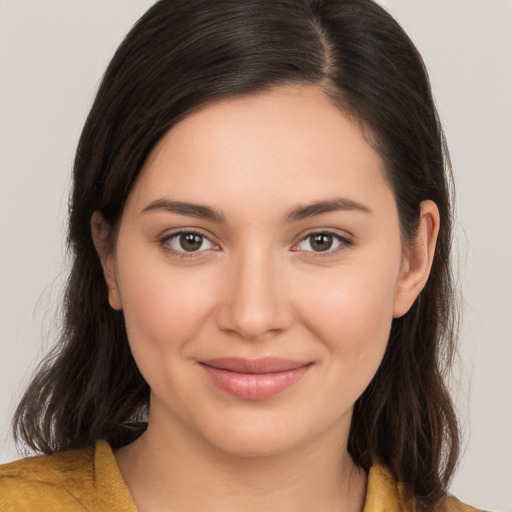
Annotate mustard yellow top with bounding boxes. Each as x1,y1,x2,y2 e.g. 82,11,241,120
0,440,482,512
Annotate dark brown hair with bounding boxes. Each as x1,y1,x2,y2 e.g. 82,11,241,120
13,0,459,509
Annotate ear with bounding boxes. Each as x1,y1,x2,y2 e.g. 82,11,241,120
393,200,440,318
91,211,122,311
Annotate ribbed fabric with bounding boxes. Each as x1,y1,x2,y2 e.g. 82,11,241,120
0,440,483,511
0,440,137,511
363,465,484,512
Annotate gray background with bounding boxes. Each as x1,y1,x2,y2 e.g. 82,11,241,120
1,1,510,510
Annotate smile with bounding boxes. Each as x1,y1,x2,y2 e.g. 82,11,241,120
199,357,312,400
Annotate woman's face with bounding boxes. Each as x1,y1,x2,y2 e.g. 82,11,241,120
97,85,433,457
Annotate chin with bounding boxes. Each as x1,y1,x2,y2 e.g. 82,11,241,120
208,427,300,459
185,403,311,458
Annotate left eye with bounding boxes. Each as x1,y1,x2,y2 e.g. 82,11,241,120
166,232,215,253
296,233,346,253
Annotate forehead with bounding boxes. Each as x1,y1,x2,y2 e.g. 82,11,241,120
127,85,392,217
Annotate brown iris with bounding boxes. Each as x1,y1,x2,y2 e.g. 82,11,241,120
310,233,334,252
179,233,203,251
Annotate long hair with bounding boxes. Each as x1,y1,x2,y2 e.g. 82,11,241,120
13,1,459,509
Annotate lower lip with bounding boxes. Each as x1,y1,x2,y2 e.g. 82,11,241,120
200,364,311,400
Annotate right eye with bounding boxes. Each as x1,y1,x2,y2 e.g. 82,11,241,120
161,231,218,256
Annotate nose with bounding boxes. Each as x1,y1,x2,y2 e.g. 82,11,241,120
215,248,294,341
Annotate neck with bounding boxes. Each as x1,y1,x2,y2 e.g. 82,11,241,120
115,416,367,512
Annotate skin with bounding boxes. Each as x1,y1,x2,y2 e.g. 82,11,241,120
92,85,439,512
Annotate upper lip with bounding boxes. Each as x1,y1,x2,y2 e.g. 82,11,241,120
199,357,311,374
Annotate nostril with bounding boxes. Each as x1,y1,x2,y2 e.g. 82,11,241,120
213,257,294,340
215,294,294,341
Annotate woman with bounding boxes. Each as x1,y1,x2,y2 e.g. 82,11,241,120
0,1,485,510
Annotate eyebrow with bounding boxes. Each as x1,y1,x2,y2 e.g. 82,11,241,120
283,197,372,222
141,199,226,223
141,196,372,223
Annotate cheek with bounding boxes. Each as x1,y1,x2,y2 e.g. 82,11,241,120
300,262,397,337
115,250,218,367
118,265,222,406
295,256,400,383
300,277,394,412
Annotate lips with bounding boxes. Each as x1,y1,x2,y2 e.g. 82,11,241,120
199,357,312,400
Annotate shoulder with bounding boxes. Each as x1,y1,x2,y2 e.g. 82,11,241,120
0,445,94,511
437,496,487,512
0,440,137,512
365,465,487,512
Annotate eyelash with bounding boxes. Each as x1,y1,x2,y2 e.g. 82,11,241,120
293,232,352,256
158,230,218,259
157,230,352,259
